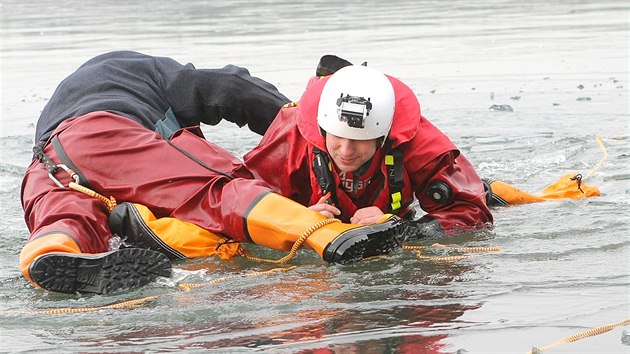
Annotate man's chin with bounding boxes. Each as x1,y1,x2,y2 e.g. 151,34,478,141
335,163,355,173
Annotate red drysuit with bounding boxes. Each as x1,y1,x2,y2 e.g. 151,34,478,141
244,75,493,234
23,112,271,253
22,50,289,255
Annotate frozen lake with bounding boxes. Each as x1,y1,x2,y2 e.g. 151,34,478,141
1,1,628,353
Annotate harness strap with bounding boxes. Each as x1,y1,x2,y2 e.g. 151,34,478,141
50,135,95,190
33,141,59,175
33,136,116,211
384,141,404,212
312,147,338,206
311,141,405,213
33,137,94,190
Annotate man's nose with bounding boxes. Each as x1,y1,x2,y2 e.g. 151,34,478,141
338,138,355,154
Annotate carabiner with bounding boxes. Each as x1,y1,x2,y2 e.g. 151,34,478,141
48,172,65,188
47,164,80,188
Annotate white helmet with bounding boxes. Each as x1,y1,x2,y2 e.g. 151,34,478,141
317,65,395,141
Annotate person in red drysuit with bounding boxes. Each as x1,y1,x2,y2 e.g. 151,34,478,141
19,51,408,295
244,56,493,239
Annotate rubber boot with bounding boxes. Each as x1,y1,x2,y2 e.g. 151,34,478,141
483,179,545,206
244,192,408,263
484,175,601,207
109,202,241,260
19,232,171,294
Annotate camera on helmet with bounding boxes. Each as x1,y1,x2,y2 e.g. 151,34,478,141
336,94,372,129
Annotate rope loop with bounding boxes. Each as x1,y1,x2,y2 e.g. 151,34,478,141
240,218,341,264
570,174,584,193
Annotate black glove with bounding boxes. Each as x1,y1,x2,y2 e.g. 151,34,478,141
404,215,445,240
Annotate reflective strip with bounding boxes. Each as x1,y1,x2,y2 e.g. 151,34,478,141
390,191,402,211
385,154,394,166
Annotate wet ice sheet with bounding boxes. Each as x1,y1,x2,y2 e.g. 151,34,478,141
1,1,629,353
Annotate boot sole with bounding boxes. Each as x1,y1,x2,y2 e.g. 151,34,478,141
29,248,172,294
323,216,408,263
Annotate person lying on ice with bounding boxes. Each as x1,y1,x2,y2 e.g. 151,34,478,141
243,55,600,237
20,50,411,295
243,56,494,239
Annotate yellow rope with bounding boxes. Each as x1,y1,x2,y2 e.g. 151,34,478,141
31,267,296,315
238,218,341,264
29,295,160,315
26,136,615,319
403,243,502,262
178,266,296,291
69,182,117,212
403,244,502,253
584,136,608,181
416,254,476,262
33,194,339,313
528,317,630,354
72,180,338,265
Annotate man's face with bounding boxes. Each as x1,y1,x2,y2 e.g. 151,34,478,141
325,132,378,173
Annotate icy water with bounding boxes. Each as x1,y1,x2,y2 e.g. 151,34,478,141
1,1,629,353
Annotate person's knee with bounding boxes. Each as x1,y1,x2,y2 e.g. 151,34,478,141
19,232,81,282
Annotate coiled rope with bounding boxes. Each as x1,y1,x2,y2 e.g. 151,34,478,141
528,317,630,354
